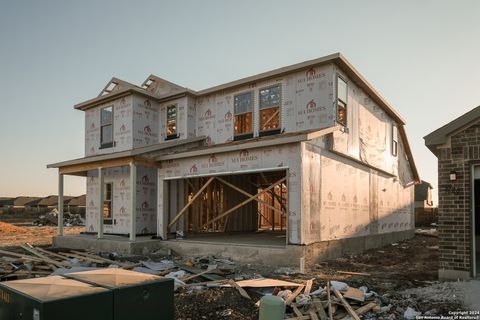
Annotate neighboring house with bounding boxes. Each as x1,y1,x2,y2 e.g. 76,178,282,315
414,180,434,208
414,181,436,227
38,195,74,209
12,196,42,209
425,106,480,280
48,53,419,264
0,197,14,208
66,195,86,209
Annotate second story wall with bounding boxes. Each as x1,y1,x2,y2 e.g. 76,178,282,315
132,95,159,148
85,96,133,156
195,63,336,145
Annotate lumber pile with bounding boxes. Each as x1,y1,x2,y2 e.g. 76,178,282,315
0,243,136,280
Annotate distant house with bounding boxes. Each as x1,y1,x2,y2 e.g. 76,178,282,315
13,196,42,209
414,181,434,208
65,195,86,210
0,197,14,208
38,195,74,209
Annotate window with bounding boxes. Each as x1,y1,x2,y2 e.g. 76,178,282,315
100,106,113,148
392,124,398,156
337,76,347,126
234,91,253,139
259,85,281,134
103,182,113,224
166,104,177,139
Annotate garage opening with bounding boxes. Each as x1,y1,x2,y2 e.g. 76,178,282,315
165,170,287,246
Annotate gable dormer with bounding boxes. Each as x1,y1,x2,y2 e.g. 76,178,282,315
141,75,185,97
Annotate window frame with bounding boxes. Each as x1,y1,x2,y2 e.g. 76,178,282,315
166,104,178,140
258,84,282,136
233,91,254,140
103,182,113,225
336,75,347,127
100,105,114,149
392,123,398,157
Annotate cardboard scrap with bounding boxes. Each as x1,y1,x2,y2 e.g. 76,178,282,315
343,287,365,302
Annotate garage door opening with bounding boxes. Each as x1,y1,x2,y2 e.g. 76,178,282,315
165,170,287,246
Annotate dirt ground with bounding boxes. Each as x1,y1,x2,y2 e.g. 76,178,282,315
0,221,82,248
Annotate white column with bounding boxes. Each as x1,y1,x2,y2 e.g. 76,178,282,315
130,162,137,241
98,167,104,239
58,172,64,236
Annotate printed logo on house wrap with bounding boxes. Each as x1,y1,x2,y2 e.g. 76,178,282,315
190,164,198,174
201,154,225,169
199,109,215,121
298,68,326,83
144,99,151,107
231,149,258,163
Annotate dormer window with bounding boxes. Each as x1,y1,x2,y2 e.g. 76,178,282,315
337,76,347,126
259,85,281,136
100,106,113,148
166,104,177,140
234,91,253,140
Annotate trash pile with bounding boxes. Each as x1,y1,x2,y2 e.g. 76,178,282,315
33,209,85,227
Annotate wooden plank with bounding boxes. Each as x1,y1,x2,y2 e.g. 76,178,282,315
179,266,224,281
182,268,216,282
304,278,314,295
313,300,328,320
70,250,130,268
332,287,361,320
168,176,215,228
309,311,320,320
337,270,371,276
33,246,70,260
340,302,377,319
58,252,107,264
20,245,62,269
343,287,365,302
228,279,251,300
285,284,305,306
0,249,46,263
327,281,333,320
292,305,304,317
201,176,287,228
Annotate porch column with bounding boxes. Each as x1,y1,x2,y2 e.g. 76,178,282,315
130,162,136,241
98,167,104,239
58,172,64,236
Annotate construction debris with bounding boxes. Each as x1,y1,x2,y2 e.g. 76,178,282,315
33,209,85,226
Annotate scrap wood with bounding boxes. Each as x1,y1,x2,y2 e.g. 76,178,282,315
285,284,305,306
309,311,320,320
57,252,107,264
332,287,361,320
0,249,47,264
20,245,66,269
71,250,131,268
224,278,303,288
180,266,224,281
184,279,228,287
326,281,333,320
340,302,377,320
32,246,70,261
343,287,365,302
181,267,216,282
336,271,371,276
292,305,304,317
313,300,328,320
228,279,251,300
304,278,314,295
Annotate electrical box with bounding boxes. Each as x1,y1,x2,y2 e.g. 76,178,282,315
0,275,113,320
66,268,174,320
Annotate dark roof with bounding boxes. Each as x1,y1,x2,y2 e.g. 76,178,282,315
13,196,42,207
0,197,14,206
424,105,480,155
414,180,433,201
66,195,86,207
38,195,74,206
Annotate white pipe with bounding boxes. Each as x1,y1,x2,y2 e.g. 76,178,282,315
58,173,64,236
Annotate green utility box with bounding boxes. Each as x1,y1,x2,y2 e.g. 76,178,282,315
66,268,174,320
0,275,113,320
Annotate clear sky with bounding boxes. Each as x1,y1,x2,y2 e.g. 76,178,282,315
0,0,479,202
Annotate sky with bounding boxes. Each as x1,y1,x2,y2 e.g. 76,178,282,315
0,0,479,202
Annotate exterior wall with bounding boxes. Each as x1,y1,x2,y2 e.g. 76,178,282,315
158,97,190,142
85,96,134,156
301,137,414,245
85,165,157,235
132,95,159,148
436,123,480,277
195,64,336,145
331,66,406,177
136,165,157,234
85,166,132,234
157,143,302,243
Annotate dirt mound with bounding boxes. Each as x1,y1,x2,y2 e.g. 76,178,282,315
0,221,27,233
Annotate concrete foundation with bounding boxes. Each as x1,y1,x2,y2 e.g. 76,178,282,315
438,269,471,281
53,229,414,267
